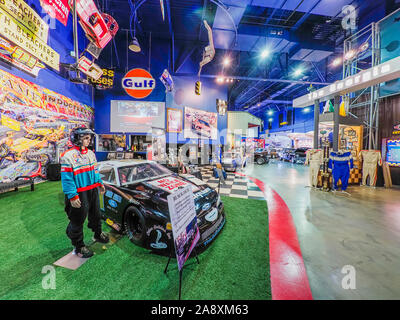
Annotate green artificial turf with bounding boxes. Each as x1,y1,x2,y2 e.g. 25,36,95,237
0,181,270,300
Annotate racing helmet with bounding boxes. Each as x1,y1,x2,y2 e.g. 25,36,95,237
70,126,95,148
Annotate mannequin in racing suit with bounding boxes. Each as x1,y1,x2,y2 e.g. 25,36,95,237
305,149,323,187
328,150,354,191
359,150,382,186
61,127,109,258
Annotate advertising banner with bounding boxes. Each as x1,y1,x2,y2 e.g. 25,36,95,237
0,36,45,76
39,0,70,26
167,185,200,271
0,68,93,182
0,0,50,42
89,67,115,89
0,7,60,70
184,107,218,140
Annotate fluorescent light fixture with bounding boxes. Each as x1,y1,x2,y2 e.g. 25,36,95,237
362,71,371,82
381,64,391,73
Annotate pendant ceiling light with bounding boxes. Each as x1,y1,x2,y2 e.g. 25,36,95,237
129,37,141,52
129,0,141,52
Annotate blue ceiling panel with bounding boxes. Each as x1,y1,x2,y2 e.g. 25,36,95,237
302,50,333,62
213,6,246,29
213,29,236,49
220,0,252,7
291,48,313,60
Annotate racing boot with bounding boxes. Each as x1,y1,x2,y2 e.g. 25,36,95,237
93,232,110,244
74,246,94,258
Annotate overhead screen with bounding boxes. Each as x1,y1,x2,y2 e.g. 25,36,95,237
110,100,165,132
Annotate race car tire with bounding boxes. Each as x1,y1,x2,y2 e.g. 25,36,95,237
256,157,265,165
124,206,146,246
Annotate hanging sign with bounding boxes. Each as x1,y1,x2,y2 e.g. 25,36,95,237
167,185,200,271
0,0,50,42
0,36,45,76
122,68,156,99
89,67,114,89
39,0,70,26
0,7,60,70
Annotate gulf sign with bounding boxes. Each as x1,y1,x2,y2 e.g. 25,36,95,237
122,68,155,99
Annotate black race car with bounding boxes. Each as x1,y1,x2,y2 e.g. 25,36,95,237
98,160,225,255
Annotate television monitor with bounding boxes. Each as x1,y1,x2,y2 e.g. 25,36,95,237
110,100,165,132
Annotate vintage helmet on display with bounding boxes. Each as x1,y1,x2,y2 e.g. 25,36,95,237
70,126,96,148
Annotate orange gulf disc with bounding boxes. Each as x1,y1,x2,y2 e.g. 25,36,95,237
122,68,156,99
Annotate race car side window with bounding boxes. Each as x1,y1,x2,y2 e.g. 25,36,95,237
99,166,116,184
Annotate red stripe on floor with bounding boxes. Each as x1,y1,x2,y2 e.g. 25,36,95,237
236,172,313,300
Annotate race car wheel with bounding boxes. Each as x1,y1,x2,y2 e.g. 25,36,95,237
256,157,265,165
124,206,146,246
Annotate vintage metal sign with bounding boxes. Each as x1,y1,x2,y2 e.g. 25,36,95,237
0,7,59,70
0,0,50,42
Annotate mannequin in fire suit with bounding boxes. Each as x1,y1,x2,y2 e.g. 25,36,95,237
359,150,382,186
304,149,323,187
328,150,354,191
61,127,109,258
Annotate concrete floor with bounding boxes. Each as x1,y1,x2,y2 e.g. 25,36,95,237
244,160,400,300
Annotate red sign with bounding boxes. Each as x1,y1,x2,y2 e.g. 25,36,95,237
40,0,70,26
122,68,156,99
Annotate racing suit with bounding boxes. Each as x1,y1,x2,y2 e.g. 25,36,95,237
359,150,382,186
328,151,353,191
61,146,103,249
305,149,323,187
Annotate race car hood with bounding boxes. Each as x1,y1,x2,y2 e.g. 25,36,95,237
122,174,217,209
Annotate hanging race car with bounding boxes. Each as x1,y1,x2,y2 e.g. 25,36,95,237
69,0,113,49
98,160,226,255
77,56,103,80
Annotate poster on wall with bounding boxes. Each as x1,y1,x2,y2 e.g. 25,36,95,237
167,185,200,271
167,108,182,133
0,68,94,182
151,129,166,162
184,107,217,140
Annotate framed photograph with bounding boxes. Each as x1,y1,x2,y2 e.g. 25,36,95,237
184,107,218,140
167,108,183,133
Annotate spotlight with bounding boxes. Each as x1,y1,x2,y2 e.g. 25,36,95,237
216,76,224,83
267,110,273,116
358,42,369,54
294,67,303,77
129,37,141,52
344,49,356,61
260,48,270,59
331,57,342,67
223,57,231,67
268,118,273,122
304,107,310,113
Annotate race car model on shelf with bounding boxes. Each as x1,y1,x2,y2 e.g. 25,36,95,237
221,151,243,172
69,0,113,49
97,160,226,255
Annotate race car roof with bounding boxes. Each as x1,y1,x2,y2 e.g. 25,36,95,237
99,159,156,168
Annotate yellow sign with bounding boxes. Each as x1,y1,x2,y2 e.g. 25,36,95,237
0,7,59,70
0,0,49,42
1,114,21,131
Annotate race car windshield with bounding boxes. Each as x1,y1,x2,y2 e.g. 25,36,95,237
118,163,172,184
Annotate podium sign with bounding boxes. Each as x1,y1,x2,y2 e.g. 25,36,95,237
167,185,200,271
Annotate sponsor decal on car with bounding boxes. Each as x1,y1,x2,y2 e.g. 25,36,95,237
148,176,199,193
205,208,218,222
194,187,212,200
112,193,122,203
202,203,211,211
108,199,118,208
105,218,120,231
150,230,168,249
